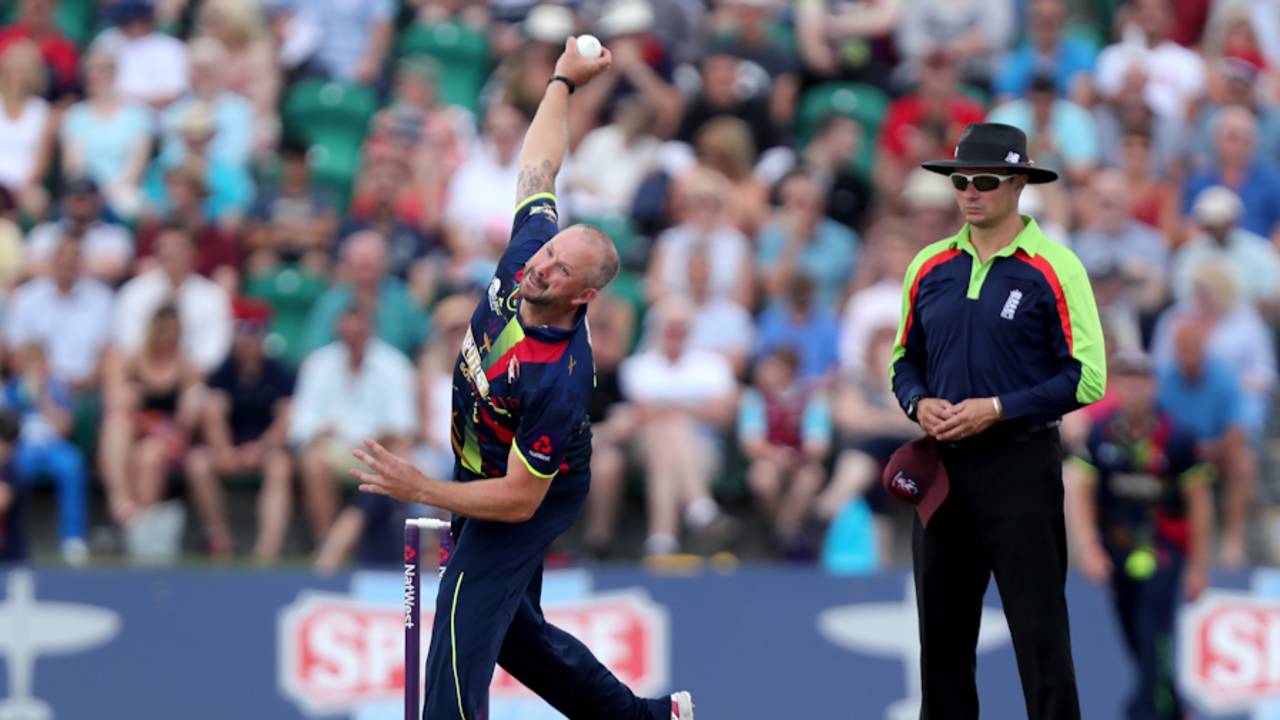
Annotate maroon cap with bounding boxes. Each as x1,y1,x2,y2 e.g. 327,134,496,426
882,436,950,527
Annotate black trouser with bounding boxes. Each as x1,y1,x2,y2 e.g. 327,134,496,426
912,427,1081,720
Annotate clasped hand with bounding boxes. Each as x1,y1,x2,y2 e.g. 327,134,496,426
918,397,1001,442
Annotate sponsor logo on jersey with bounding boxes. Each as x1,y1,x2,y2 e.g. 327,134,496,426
461,327,489,398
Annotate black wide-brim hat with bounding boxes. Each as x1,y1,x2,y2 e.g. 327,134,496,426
921,123,1059,184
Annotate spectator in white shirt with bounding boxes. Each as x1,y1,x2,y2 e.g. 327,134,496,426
443,103,541,285
565,96,662,217
5,238,114,393
646,167,754,308
1095,0,1206,121
0,40,54,218
114,223,233,374
289,302,417,544
683,245,754,374
445,105,529,262
839,218,918,378
90,1,189,108
1172,185,1280,307
619,297,739,557
25,177,135,285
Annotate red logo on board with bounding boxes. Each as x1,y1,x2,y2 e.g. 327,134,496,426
1181,592,1280,712
278,590,670,715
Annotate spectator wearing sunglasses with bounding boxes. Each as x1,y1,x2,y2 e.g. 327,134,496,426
890,122,1106,720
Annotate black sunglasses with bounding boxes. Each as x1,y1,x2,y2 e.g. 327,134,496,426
949,173,1017,192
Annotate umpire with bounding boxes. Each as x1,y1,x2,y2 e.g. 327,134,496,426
890,123,1107,719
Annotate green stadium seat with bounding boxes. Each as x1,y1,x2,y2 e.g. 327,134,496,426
57,0,99,47
796,82,890,178
282,79,378,145
958,84,992,109
796,82,890,147
0,0,100,48
767,20,795,53
281,80,378,207
396,20,492,114
305,138,362,210
1064,22,1104,53
606,270,647,351
243,264,330,367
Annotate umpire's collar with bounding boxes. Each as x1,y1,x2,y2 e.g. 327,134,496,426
948,215,1046,259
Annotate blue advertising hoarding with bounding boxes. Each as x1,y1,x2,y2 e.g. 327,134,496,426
0,565,1267,719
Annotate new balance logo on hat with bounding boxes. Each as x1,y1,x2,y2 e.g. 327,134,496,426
1000,289,1023,320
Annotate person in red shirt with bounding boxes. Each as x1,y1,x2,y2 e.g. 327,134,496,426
876,49,986,195
0,0,80,98
136,163,241,291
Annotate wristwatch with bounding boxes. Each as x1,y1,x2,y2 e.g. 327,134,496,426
906,395,925,423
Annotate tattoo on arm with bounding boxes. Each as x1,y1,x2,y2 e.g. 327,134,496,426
516,159,556,205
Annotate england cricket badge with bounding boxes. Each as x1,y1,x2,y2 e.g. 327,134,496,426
507,356,520,383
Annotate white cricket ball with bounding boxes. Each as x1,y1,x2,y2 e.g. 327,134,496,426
576,34,603,59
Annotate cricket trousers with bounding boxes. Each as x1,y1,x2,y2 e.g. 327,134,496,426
1108,545,1184,720
423,472,669,720
912,427,1081,720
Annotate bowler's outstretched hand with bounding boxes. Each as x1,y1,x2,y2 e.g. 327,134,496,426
353,439,425,503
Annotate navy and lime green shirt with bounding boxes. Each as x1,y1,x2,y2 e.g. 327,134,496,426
890,217,1107,423
450,193,594,482
1074,408,1212,555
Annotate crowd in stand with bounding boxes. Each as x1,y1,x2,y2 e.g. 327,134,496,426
0,0,1277,569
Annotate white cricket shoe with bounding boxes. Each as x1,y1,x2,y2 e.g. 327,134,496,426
670,691,694,720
